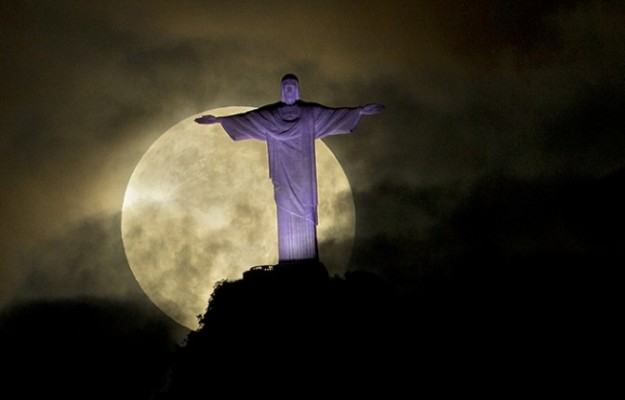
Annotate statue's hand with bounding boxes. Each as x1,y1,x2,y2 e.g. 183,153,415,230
194,115,221,124
360,103,385,115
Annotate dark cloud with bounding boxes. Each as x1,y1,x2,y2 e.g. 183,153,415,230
426,0,583,60
9,213,147,304
350,169,624,295
542,83,625,175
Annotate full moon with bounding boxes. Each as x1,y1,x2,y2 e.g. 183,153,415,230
121,107,356,329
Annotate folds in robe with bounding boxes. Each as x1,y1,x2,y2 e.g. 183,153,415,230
219,101,362,225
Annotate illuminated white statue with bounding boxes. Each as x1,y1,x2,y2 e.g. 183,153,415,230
196,74,383,262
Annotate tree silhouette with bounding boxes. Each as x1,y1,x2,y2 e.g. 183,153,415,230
162,261,410,397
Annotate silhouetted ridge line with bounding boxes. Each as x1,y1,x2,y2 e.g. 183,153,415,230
161,249,612,399
162,262,402,397
242,259,330,282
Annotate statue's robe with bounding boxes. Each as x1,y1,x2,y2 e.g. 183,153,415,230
219,101,362,261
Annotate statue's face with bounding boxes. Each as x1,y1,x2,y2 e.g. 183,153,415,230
281,78,300,105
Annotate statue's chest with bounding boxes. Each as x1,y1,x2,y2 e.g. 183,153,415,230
278,106,301,122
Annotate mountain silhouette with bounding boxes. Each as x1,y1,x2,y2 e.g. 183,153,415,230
161,258,562,397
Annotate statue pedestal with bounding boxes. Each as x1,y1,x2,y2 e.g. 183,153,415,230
243,260,329,282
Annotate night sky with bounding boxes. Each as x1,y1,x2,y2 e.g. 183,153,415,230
1,0,623,393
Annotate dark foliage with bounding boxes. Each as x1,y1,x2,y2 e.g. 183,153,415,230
162,262,405,397
161,261,586,396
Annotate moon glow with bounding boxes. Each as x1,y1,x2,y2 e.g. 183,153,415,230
121,107,355,329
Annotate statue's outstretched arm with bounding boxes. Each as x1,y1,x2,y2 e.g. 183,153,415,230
194,115,222,124
360,103,385,115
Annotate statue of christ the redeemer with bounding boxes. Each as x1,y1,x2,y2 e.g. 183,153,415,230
195,74,384,263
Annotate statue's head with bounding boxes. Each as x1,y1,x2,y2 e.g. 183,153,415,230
281,73,300,105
